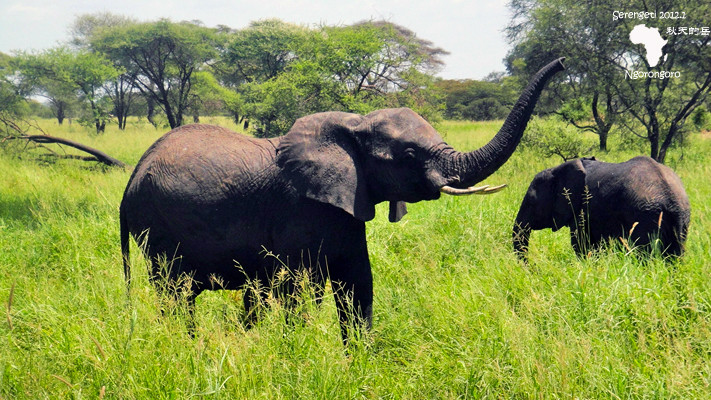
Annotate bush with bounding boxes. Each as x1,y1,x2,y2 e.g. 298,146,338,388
521,116,596,161
691,106,711,131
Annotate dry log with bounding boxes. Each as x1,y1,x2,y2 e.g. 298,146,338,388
5,134,128,168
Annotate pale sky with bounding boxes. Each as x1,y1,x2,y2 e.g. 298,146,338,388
0,0,512,80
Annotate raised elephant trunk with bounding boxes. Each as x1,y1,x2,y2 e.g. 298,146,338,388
440,58,566,192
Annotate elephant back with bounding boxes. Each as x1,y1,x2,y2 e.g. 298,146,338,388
128,125,280,197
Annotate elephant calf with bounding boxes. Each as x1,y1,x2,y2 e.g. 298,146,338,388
513,156,690,260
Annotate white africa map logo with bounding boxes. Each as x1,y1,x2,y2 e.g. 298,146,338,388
629,24,667,67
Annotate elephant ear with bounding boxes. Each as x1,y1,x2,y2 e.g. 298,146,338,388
551,159,587,231
277,112,376,222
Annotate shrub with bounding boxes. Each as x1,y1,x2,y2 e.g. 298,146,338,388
521,116,596,161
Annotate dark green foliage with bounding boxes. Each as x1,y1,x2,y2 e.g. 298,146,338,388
222,20,448,137
436,78,516,120
506,0,711,161
0,52,24,119
691,107,711,131
520,116,596,161
92,19,219,129
12,48,120,133
7,16,448,135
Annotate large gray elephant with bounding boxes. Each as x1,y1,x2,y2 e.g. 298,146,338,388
513,156,690,261
120,58,565,341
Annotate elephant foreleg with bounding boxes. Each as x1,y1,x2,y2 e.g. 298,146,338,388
329,245,373,345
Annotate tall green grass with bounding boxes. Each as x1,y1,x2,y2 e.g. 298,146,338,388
1,118,710,398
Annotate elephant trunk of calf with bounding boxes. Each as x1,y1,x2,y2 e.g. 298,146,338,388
439,58,566,192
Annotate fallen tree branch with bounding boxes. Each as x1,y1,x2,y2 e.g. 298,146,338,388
4,134,128,168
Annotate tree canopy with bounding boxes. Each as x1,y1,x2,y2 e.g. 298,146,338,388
7,8,709,159
92,19,219,129
0,15,447,136
14,48,120,133
506,0,711,162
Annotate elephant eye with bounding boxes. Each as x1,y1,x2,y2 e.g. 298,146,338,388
403,148,416,160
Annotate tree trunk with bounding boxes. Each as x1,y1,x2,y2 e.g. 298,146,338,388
649,126,660,162
147,97,157,128
598,125,609,151
591,91,609,151
117,113,127,130
56,104,66,125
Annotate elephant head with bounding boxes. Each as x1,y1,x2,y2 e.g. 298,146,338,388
277,57,566,223
513,158,587,260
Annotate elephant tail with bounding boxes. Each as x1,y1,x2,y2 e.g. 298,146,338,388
120,202,131,293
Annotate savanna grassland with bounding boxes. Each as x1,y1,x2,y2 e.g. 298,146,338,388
1,118,710,399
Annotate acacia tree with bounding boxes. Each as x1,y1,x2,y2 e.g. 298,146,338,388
218,19,306,85
94,19,218,129
348,21,448,94
12,53,76,124
507,0,711,161
71,13,138,130
221,20,448,137
613,0,711,162
15,48,119,133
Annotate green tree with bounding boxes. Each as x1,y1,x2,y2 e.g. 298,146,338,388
15,48,119,133
94,19,218,128
221,20,447,137
0,52,26,134
614,0,711,162
218,19,307,86
507,0,711,161
242,63,341,137
13,51,77,125
71,13,138,130
318,21,448,119
506,0,628,151
436,78,516,120
185,70,242,123
1,53,24,114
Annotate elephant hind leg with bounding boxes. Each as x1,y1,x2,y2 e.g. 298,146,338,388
624,218,685,258
147,253,202,335
659,225,687,258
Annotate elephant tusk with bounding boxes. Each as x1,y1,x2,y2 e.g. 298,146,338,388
440,183,508,196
